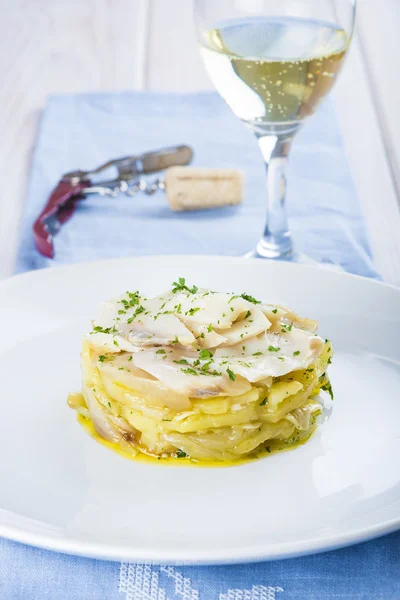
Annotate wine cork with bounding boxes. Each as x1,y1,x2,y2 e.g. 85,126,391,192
164,167,243,212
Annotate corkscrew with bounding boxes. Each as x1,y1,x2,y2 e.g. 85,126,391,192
33,144,243,259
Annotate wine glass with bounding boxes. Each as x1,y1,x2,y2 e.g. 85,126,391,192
194,0,356,261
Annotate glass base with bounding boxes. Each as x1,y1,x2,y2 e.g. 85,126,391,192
244,248,315,264
244,248,344,272
254,236,293,260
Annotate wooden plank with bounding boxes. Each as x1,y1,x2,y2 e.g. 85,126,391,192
0,0,150,279
147,0,211,91
334,29,400,286
357,0,400,198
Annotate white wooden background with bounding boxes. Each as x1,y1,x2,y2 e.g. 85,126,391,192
0,0,399,284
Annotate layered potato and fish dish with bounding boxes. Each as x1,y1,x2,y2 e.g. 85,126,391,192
68,278,333,465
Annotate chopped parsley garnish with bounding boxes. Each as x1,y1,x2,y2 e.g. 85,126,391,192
260,397,268,406
277,357,285,362
172,277,198,295
228,295,239,303
118,310,126,315
154,310,173,320
202,368,222,377
181,367,198,376
156,349,166,355
268,345,280,352
123,291,140,307
239,361,251,368
293,350,300,357
108,402,112,409
244,310,251,319
174,359,189,365
241,293,261,304
98,355,107,363
127,305,145,323
207,324,213,332
175,303,182,314
128,355,133,362
281,323,293,333
200,361,212,372
113,339,119,347
252,352,262,356
186,307,200,316
271,308,278,314
226,367,236,381
321,381,334,400
92,325,115,334
176,449,188,458
172,336,179,344
199,349,213,360
200,332,205,339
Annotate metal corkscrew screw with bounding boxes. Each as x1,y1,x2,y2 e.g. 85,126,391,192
79,177,166,198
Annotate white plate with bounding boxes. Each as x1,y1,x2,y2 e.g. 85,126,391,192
0,255,399,564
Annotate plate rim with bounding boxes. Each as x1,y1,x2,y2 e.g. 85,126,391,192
1,254,399,564
6,254,399,294
1,516,399,564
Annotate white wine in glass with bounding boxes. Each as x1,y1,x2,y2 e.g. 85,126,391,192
195,1,356,260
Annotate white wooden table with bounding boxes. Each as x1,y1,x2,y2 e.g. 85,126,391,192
1,0,399,284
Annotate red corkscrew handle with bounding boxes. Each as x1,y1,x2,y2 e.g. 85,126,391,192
33,180,88,258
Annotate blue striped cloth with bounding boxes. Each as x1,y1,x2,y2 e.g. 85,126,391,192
4,92,398,600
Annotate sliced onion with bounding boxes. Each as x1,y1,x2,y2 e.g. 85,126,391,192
83,388,121,443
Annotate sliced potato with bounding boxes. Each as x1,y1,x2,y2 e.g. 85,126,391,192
191,397,230,414
266,380,303,409
232,420,295,455
165,404,259,434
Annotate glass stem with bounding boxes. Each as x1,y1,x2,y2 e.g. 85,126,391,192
255,132,296,259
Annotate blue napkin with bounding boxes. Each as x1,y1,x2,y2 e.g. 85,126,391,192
16,92,377,277
4,92,398,600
